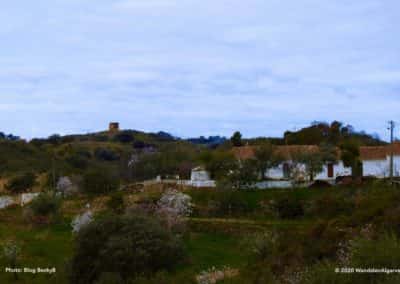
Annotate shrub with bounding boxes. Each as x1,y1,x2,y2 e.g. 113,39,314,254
157,190,193,217
304,220,347,262
212,190,252,217
301,262,348,284
66,154,89,169
2,241,21,280
351,233,400,269
94,148,120,161
83,169,120,194
307,193,353,218
107,192,125,214
272,196,304,219
29,193,61,217
113,131,134,143
68,214,185,284
5,172,36,193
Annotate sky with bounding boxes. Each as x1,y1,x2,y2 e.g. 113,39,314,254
1,0,399,140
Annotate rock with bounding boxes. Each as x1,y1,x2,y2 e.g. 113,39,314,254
20,193,40,206
71,211,93,233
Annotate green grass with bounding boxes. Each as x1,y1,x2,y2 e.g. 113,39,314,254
184,232,248,271
0,185,394,283
0,220,72,284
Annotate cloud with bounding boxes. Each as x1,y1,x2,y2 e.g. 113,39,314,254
0,0,399,141
114,0,178,10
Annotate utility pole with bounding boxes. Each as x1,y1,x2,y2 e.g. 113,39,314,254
389,121,395,181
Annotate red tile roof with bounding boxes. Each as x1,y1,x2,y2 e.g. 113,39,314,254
233,143,399,161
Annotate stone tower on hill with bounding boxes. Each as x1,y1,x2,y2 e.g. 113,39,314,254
109,122,120,133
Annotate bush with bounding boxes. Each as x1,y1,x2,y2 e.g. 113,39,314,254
307,193,353,218
107,192,125,214
272,196,304,219
68,214,185,284
351,233,400,269
301,262,347,284
66,154,89,170
29,193,61,217
83,169,120,194
5,172,36,193
303,233,400,284
213,190,252,217
94,148,120,161
113,131,134,143
304,219,347,262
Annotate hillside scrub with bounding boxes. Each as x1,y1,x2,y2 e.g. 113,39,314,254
5,172,36,193
82,169,120,194
68,214,186,284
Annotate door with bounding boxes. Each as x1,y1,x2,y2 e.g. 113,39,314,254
327,163,334,178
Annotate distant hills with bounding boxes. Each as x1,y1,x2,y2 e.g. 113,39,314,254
1,120,385,147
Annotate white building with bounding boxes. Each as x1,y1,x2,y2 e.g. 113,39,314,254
233,144,400,181
187,166,216,187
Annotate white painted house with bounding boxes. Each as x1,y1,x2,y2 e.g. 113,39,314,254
177,167,216,188
233,144,400,181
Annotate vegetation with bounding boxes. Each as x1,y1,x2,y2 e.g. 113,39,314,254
340,140,362,177
82,169,120,194
0,122,395,283
230,131,243,147
68,214,185,284
5,172,36,193
254,142,282,179
29,193,61,217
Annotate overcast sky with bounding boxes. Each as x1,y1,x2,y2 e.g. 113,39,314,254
1,0,399,140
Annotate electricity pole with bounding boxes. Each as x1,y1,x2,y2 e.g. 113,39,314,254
389,121,395,181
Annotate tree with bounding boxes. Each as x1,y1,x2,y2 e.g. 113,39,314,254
230,131,243,147
254,142,282,180
340,140,362,177
291,144,338,182
293,151,324,181
222,159,258,190
83,169,120,194
202,150,237,180
68,214,185,284
320,143,338,164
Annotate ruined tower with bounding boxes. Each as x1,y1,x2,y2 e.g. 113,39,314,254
109,122,120,133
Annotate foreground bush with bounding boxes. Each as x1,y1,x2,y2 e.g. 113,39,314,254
68,214,185,284
29,193,61,217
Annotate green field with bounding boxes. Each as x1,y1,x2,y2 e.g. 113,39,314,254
1,183,400,283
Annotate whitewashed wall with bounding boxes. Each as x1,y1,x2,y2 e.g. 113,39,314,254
191,170,211,181
267,161,351,181
363,160,388,178
315,161,352,180
393,156,400,176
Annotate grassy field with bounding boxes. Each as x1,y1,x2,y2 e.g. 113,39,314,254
0,182,398,283
0,199,250,283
